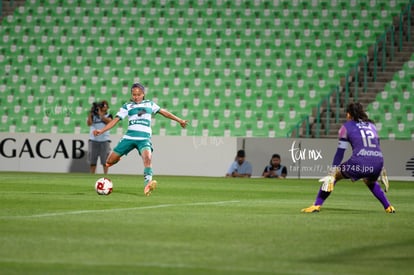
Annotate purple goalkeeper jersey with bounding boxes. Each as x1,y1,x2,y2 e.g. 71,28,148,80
338,120,384,180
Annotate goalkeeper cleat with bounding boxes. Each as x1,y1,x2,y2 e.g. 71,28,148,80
301,205,321,213
379,168,389,192
144,180,157,196
385,206,395,213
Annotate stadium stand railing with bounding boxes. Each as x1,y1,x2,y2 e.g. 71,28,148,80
289,0,414,140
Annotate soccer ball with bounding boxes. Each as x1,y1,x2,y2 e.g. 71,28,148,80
95,177,113,195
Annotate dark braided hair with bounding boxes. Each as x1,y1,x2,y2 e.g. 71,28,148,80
346,102,374,123
131,82,146,93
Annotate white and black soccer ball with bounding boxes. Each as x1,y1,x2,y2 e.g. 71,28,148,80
95,177,113,195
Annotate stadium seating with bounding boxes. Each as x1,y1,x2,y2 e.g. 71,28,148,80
0,0,411,137
367,53,414,139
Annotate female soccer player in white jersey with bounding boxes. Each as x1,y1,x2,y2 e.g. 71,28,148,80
94,82,188,196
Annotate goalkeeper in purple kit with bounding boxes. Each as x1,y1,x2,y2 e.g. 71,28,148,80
302,102,395,213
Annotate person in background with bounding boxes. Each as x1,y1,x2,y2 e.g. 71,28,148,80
262,153,287,178
226,149,253,178
87,100,113,174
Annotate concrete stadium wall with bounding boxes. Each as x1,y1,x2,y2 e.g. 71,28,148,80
240,138,414,180
0,133,236,177
0,133,413,180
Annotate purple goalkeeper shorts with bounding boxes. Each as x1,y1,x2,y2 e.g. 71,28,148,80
339,157,383,182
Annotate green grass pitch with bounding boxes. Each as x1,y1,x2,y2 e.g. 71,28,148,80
0,172,413,275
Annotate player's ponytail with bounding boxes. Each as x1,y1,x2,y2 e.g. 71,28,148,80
346,102,374,123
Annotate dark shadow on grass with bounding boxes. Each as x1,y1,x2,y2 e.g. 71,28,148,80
301,239,414,264
320,207,377,214
110,189,142,196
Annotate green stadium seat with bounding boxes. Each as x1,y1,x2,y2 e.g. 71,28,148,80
0,0,409,137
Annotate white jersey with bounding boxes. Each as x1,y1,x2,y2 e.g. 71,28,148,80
116,100,160,140
89,113,112,142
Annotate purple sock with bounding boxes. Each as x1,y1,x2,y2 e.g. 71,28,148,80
367,181,391,209
314,179,338,206
314,188,331,206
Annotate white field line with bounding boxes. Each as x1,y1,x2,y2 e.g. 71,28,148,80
1,200,240,219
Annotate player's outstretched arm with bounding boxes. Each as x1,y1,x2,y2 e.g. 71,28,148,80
158,109,188,128
94,117,120,136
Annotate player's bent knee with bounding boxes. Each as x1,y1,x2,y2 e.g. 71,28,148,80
105,153,121,166
363,178,375,185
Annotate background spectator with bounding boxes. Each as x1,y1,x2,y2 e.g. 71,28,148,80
262,154,287,179
226,149,253,178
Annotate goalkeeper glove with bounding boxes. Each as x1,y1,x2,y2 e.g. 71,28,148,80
379,167,389,192
319,175,335,192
